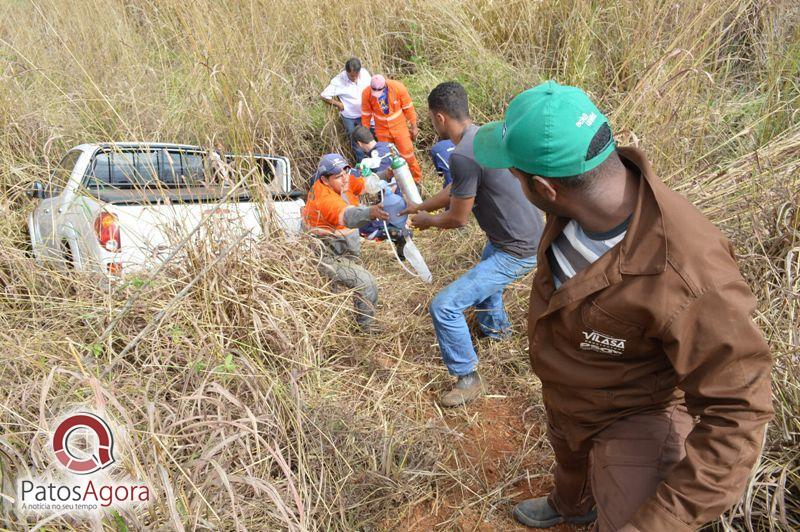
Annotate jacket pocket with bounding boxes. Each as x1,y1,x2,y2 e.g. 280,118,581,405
579,301,645,358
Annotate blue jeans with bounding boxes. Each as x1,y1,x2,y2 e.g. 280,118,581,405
430,241,537,376
341,116,365,162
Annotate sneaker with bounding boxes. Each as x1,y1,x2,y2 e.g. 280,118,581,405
512,497,596,528
389,230,407,261
393,236,407,261
439,371,484,407
478,328,512,342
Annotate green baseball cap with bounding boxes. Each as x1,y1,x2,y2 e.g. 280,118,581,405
474,81,615,178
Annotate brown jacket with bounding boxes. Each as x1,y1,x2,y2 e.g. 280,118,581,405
528,147,773,530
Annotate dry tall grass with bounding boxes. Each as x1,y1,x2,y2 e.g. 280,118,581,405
0,0,798,530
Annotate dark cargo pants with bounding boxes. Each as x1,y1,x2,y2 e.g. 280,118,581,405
547,404,694,531
319,254,378,329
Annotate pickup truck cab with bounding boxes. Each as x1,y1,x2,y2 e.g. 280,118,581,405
28,142,305,275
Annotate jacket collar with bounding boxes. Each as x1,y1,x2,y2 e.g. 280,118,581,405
616,147,667,276
532,147,668,313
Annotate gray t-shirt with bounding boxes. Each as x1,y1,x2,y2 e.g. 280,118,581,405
450,124,544,258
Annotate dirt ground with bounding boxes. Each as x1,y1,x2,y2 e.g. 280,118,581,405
383,396,587,532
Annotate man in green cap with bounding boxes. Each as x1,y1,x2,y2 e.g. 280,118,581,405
473,81,773,531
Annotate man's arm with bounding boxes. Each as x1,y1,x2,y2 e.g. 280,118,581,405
321,96,344,111
343,205,389,228
401,184,451,215
629,278,773,531
361,89,372,128
409,152,476,228
320,78,344,111
310,189,386,230
411,196,473,230
397,82,418,139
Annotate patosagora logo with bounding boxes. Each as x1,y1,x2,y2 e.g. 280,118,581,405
17,410,151,515
52,413,115,474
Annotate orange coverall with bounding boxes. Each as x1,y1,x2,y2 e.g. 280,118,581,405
361,80,422,182
303,174,366,233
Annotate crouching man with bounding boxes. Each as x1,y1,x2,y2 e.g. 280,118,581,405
473,81,773,531
303,153,388,331
351,125,394,179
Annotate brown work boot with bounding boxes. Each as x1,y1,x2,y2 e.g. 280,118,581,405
439,371,484,407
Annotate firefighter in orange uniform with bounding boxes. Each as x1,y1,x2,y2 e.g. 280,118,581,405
361,75,422,182
303,153,388,331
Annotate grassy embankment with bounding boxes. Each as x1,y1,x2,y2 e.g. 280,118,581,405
0,0,798,530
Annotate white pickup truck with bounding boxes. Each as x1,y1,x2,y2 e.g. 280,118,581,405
28,142,305,275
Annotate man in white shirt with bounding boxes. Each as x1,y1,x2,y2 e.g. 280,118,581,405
320,58,372,162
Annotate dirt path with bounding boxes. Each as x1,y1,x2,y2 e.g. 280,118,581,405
386,396,587,531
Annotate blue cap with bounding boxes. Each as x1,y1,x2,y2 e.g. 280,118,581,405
312,153,350,182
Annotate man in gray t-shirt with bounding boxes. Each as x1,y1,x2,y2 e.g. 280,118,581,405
406,82,544,407
449,125,544,258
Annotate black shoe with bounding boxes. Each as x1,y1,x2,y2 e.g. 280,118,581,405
390,231,407,261
512,497,596,528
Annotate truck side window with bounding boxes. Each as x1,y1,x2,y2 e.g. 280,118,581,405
259,159,276,184
160,150,182,184
135,150,159,185
180,152,206,184
90,151,161,187
109,153,135,186
88,152,111,188
51,150,81,190
226,157,275,185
